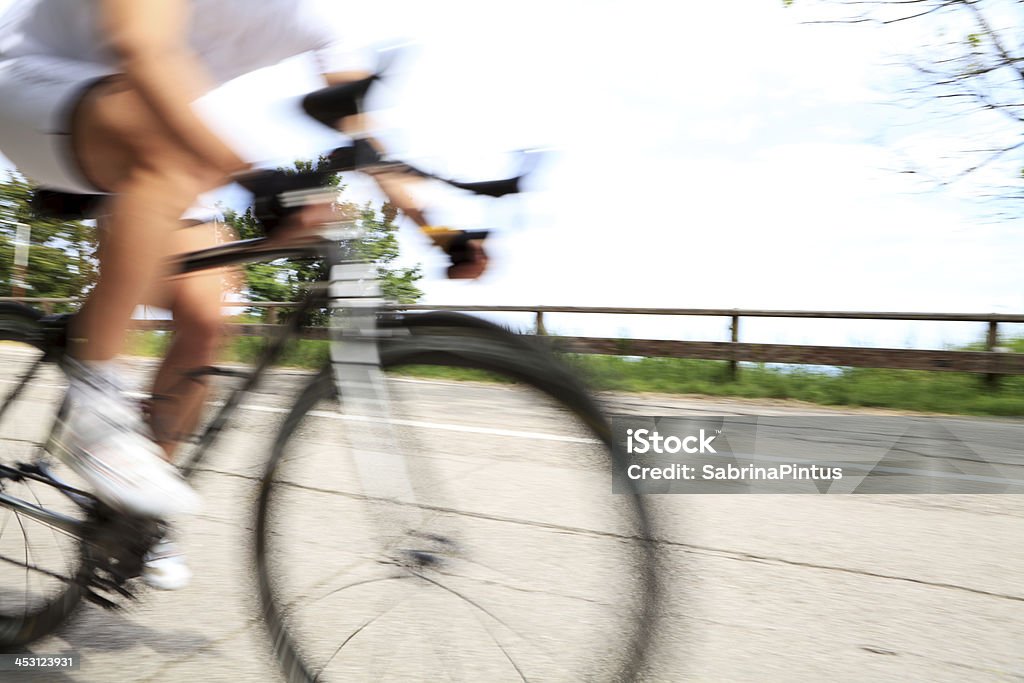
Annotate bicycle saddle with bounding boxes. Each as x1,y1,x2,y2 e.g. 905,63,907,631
31,189,105,220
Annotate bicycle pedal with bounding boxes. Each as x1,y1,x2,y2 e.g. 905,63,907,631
90,572,136,597
83,571,138,610
83,588,121,611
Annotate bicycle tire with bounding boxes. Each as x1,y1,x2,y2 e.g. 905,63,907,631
0,304,89,649
256,323,660,682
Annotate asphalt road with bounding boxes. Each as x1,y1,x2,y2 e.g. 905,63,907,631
0,351,1021,681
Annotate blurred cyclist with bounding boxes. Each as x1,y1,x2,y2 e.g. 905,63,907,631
0,0,486,589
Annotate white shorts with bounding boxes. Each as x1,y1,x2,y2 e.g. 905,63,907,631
0,55,115,193
0,54,226,221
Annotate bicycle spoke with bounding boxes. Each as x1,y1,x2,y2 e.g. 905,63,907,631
0,357,43,424
0,552,73,583
14,511,33,618
410,570,539,655
25,478,71,578
302,573,411,612
315,599,407,681
0,507,13,543
470,612,529,683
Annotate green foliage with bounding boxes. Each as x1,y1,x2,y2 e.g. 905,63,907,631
223,157,423,323
0,171,98,307
217,336,331,367
351,200,424,304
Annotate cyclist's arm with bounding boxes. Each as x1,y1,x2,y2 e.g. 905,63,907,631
320,70,488,279
99,0,248,175
321,70,432,229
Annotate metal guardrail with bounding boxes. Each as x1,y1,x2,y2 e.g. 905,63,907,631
2,298,1022,384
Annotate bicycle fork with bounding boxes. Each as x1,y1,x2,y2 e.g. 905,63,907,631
328,261,440,563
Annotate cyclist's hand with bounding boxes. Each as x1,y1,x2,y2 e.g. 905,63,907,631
236,168,333,238
443,230,490,280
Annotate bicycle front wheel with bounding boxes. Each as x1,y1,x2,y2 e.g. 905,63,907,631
256,329,659,682
0,305,89,649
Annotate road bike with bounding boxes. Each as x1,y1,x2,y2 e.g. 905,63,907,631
0,77,660,681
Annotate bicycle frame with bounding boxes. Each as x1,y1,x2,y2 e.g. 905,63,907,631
0,136,528,562
0,237,340,535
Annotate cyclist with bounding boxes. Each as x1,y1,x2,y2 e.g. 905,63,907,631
0,0,487,589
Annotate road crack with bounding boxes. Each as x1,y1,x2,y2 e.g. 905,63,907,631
664,540,1024,603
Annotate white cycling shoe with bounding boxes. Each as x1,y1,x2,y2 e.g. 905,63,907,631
59,359,201,519
142,537,192,590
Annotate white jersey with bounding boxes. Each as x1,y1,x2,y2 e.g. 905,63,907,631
0,0,369,84
0,0,372,192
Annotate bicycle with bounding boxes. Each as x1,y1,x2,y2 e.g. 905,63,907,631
0,77,660,681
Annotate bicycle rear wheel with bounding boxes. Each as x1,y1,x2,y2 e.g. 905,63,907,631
0,305,90,648
256,327,659,681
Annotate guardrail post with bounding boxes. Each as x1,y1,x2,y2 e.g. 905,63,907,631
985,320,1001,389
535,311,547,336
266,307,278,325
728,314,740,381
41,301,53,315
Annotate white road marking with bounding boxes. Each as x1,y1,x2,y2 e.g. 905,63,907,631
240,402,600,445
120,391,596,443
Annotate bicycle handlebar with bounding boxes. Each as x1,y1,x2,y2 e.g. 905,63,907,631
320,141,524,198
233,137,526,237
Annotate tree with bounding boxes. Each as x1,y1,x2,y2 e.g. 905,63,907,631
785,0,1024,203
222,158,423,324
0,171,98,307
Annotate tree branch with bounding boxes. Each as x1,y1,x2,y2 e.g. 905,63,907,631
963,0,1024,87
941,138,1024,185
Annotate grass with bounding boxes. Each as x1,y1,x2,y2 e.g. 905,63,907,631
126,331,332,368
125,331,505,383
563,355,1024,416
123,331,1024,417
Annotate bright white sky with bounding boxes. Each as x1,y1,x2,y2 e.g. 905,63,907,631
1,0,1022,348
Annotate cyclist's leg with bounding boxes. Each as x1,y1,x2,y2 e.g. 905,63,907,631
147,221,229,459
137,222,224,590
54,75,222,517
84,217,222,588
70,75,226,361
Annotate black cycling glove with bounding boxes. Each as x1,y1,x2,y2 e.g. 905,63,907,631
237,168,333,237
444,230,489,265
